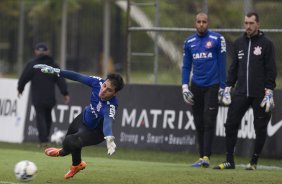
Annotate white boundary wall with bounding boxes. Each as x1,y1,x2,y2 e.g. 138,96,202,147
0,79,29,143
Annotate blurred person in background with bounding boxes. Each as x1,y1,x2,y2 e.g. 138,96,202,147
181,12,227,168
33,64,124,179
17,42,70,148
214,12,277,170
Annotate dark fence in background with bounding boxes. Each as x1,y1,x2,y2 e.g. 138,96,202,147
0,0,281,86
0,0,125,75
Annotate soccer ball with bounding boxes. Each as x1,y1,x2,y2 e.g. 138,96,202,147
51,130,66,145
14,160,37,182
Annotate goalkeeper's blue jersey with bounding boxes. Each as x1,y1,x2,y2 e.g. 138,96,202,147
182,30,226,88
60,70,118,136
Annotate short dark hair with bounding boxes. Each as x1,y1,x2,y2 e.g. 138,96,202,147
246,12,259,22
107,73,124,92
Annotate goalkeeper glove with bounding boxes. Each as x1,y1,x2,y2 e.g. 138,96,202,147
218,88,224,104
260,89,275,113
222,86,232,105
182,84,194,105
104,136,116,156
33,64,60,76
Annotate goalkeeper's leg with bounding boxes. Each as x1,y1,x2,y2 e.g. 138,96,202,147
214,95,249,170
248,100,271,169
61,124,104,179
64,161,87,179
45,148,62,157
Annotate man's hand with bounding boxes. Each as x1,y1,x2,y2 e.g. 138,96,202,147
260,89,275,112
218,88,224,104
222,87,232,105
33,64,60,76
182,84,194,105
63,95,70,104
104,136,116,156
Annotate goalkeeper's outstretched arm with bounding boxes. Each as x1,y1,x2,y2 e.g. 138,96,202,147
33,64,93,87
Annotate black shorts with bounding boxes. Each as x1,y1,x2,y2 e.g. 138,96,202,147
66,113,105,146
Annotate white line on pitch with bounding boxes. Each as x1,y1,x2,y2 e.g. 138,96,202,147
237,164,282,170
0,181,22,184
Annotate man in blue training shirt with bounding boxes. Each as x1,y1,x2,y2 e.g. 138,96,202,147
181,12,227,167
33,64,124,179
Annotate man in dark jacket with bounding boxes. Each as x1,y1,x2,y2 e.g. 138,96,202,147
214,12,277,170
18,42,70,147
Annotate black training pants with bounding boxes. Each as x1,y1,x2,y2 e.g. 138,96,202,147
34,105,53,143
60,113,105,165
225,94,271,157
191,83,219,158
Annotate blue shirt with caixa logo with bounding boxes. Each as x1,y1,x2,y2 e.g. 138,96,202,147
60,70,118,136
182,30,226,89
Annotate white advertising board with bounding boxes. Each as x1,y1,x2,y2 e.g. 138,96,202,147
0,79,30,143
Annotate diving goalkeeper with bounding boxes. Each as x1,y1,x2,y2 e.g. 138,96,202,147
33,64,124,179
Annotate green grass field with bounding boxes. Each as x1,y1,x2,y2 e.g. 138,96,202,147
0,142,281,184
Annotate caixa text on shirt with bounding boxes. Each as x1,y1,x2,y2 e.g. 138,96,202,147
193,52,213,59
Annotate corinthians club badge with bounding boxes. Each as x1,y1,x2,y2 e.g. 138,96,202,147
253,46,262,55
206,41,212,48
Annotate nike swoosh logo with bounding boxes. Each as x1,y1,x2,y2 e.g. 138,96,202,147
267,120,282,137
191,45,196,48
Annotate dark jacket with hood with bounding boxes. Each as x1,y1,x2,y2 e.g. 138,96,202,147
18,55,68,107
226,31,277,97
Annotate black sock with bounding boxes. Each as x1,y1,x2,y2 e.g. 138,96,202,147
250,154,259,165
226,153,234,163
